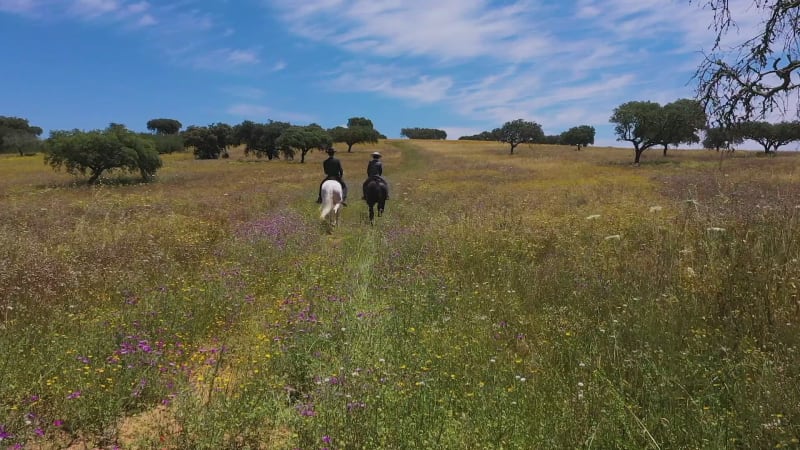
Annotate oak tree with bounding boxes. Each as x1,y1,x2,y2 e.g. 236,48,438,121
497,119,544,154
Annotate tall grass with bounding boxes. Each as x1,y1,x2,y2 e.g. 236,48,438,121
1,143,798,448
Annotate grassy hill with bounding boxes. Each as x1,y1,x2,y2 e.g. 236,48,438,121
1,141,799,448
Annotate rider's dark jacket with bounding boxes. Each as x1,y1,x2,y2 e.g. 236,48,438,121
367,160,383,177
324,156,344,179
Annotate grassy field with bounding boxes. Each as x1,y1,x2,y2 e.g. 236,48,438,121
1,141,799,449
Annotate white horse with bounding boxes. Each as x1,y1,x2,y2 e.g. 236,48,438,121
319,179,344,227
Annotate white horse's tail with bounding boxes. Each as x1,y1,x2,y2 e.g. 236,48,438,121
319,180,342,221
320,198,334,220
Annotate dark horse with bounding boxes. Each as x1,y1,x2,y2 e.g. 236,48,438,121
363,176,388,224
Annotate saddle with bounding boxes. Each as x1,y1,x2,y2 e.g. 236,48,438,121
367,175,387,186
324,176,345,187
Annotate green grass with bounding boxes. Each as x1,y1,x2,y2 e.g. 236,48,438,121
1,143,799,449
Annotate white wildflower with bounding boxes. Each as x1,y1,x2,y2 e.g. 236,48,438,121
649,205,662,213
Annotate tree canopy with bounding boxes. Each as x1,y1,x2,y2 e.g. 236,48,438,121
560,125,595,150
694,1,800,126
146,118,182,135
738,120,800,153
347,117,374,129
0,116,43,155
458,130,501,141
702,126,743,151
329,117,381,152
232,120,291,159
183,123,232,159
44,124,162,183
497,119,544,154
275,124,332,163
400,128,447,140
655,99,707,155
609,101,664,164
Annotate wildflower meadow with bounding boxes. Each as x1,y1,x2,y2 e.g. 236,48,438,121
1,141,799,449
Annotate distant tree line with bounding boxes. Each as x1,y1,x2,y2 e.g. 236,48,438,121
183,117,383,163
459,119,596,154
401,128,447,140
2,114,386,183
702,121,800,153
609,98,800,163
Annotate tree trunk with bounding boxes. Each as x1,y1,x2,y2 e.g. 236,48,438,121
634,145,644,164
662,144,668,156
347,143,354,152
509,143,517,154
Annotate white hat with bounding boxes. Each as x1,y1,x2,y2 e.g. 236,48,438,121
371,152,382,158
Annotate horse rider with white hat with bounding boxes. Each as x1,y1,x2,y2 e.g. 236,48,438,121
363,151,388,199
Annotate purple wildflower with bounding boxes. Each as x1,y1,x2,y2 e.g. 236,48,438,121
296,403,316,417
67,391,81,400
322,435,332,444
0,424,13,440
137,340,152,353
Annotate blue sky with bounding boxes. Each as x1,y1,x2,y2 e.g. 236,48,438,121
0,0,759,146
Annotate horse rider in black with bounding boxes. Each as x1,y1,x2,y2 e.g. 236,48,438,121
317,147,347,205
363,151,388,199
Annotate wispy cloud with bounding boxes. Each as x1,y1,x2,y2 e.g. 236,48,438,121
327,63,453,103
270,0,555,62
1,0,265,72
265,0,736,134
186,48,261,71
227,49,260,65
271,60,287,72
69,0,121,19
0,0,47,16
